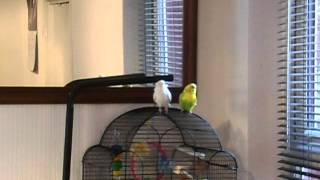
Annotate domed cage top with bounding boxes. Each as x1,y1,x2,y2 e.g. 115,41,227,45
83,107,238,180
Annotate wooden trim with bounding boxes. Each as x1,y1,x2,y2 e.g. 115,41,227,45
0,87,66,104
0,87,182,104
0,0,197,104
183,0,198,85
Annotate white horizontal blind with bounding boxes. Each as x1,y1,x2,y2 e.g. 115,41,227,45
279,0,320,179
141,0,184,87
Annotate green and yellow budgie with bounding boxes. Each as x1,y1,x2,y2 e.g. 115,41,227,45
179,83,197,113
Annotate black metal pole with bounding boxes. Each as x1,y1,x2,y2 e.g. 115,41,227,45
62,96,74,180
62,73,173,180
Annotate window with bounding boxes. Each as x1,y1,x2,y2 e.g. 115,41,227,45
142,0,184,87
279,0,320,179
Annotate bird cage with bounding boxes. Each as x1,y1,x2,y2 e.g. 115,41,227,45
83,107,237,179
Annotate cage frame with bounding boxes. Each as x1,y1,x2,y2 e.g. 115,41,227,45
83,107,238,180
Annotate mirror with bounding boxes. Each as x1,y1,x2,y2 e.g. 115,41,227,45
0,0,144,86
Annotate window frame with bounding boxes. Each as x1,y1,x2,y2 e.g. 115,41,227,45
0,0,197,104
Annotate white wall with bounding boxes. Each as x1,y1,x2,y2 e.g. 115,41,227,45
123,0,144,74
197,0,249,178
248,0,279,179
0,104,143,180
196,0,278,179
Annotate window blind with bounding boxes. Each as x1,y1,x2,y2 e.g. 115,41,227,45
141,0,184,87
279,0,320,179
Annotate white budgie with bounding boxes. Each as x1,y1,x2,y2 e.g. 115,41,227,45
153,80,172,113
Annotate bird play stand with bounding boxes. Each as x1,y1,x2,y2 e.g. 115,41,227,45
62,73,237,180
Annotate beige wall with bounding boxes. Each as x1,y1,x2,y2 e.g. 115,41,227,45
197,0,278,179
0,0,39,86
0,0,73,86
0,0,125,86
71,0,124,79
45,2,73,86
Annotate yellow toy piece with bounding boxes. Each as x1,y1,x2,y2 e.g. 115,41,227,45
130,142,150,156
113,170,122,177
